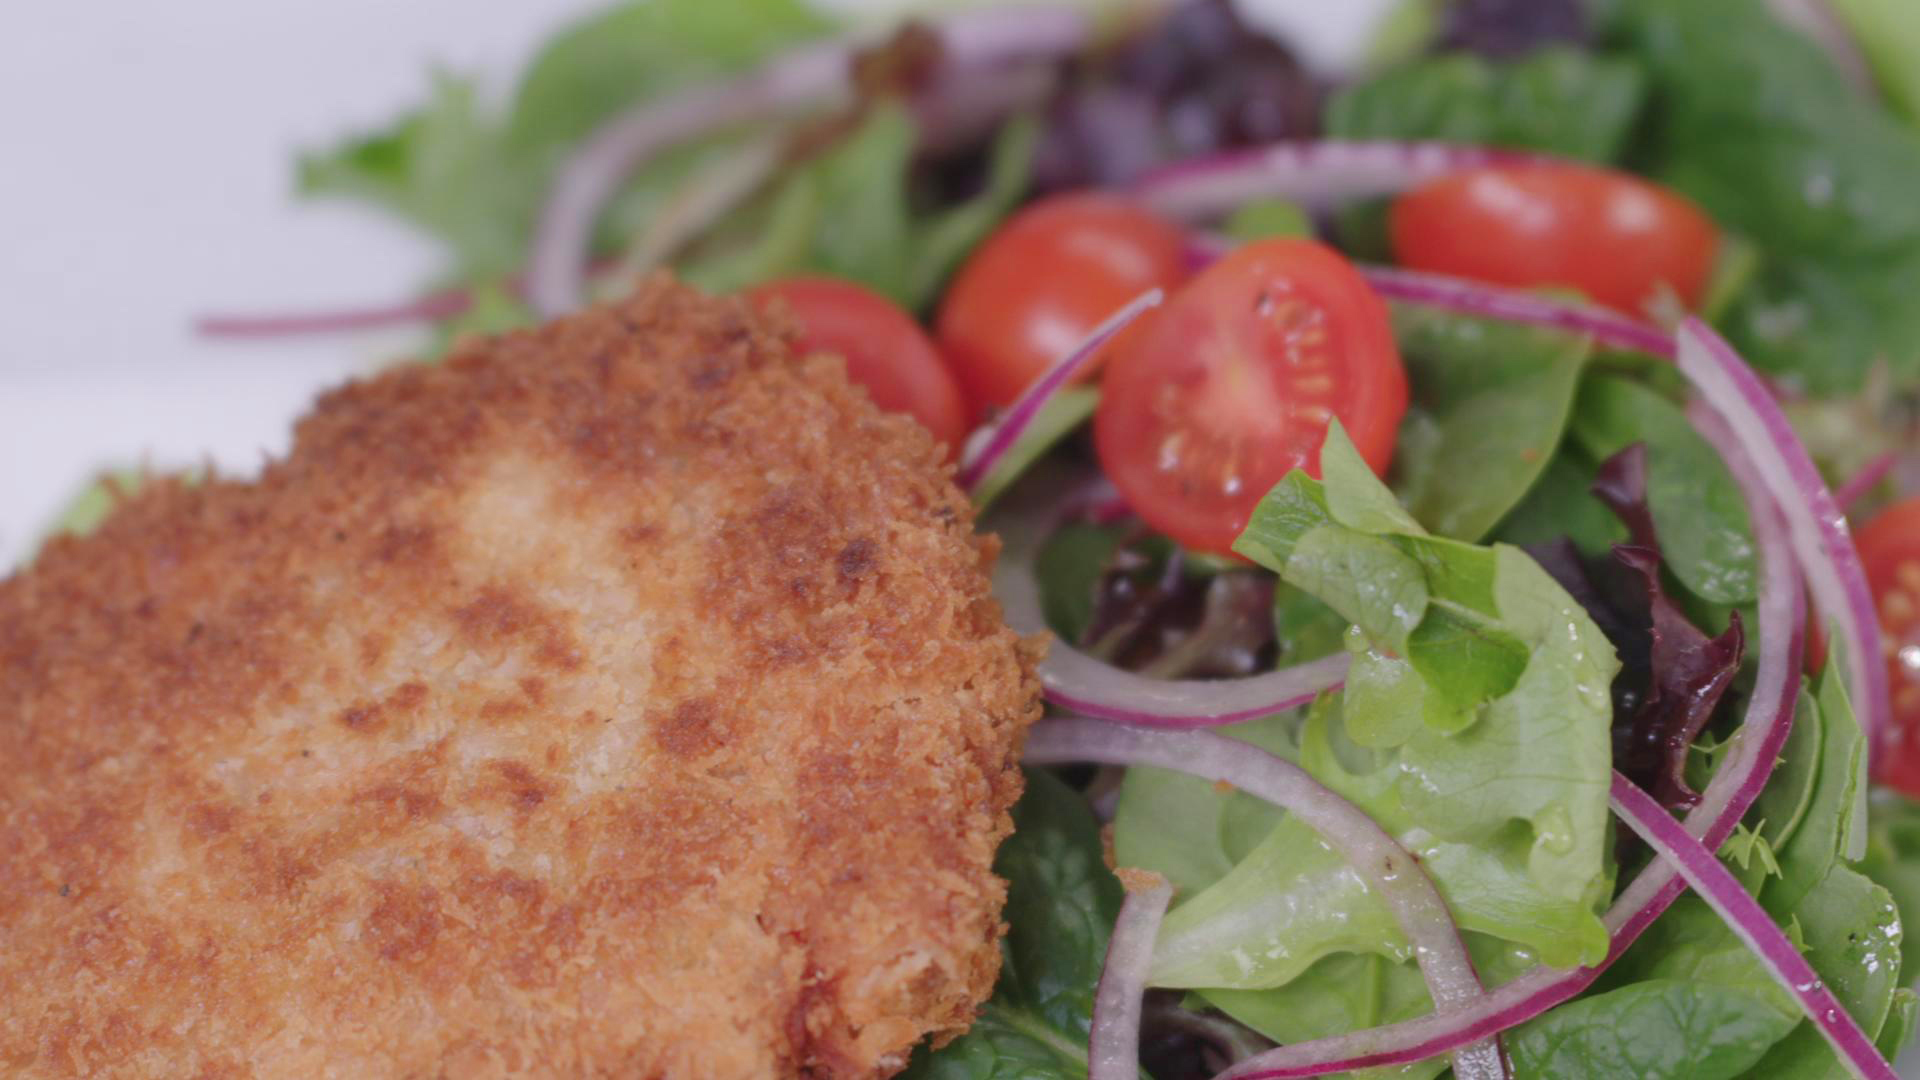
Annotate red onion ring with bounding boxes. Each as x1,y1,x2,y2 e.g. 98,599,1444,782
1356,265,1677,359
1025,720,1506,1079
1134,141,1537,222
1203,393,1806,1079
1090,876,1176,1080
1610,772,1898,1080
958,289,1163,492
524,7,1093,318
195,287,476,338
1675,319,1890,766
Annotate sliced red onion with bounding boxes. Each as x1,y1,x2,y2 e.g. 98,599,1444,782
195,287,475,338
525,7,1093,318
1609,773,1898,1080
1090,877,1175,1080
1025,720,1505,1080
1357,265,1678,359
990,479,1349,727
958,289,1163,492
1835,452,1896,512
1207,405,1806,1079
1674,318,1890,764
1134,141,1534,222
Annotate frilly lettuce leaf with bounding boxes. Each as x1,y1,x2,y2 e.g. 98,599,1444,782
1118,423,1617,996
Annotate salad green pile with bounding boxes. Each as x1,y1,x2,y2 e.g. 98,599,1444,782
147,0,1920,1077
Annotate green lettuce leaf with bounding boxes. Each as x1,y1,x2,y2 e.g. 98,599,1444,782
299,73,535,278
683,104,1038,310
1325,47,1647,162
1123,426,1615,995
906,769,1119,1080
299,0,831,280
1112,714,1295,897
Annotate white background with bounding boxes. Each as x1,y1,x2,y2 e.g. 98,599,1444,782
0,0,1388,565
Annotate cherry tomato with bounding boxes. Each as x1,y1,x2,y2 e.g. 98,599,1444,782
1855,498,1920,794
1390,163,1721,316
750,276,969,456
1094,237,1408,556
936,193,1190,417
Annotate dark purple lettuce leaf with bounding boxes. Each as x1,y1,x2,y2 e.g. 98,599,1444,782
1031,0,1321,192
1043,521,1278,680
1439,0,1592,58
1530,444,1746,809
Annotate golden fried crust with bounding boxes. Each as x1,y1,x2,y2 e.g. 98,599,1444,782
0,280,1042,1079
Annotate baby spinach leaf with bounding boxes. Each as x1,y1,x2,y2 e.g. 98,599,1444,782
1606,0,1920,392
907,768,1119,1079
1507,894,1802,1080
1569,374,1757,605
1388,306,1594,543
1751,685,1824,854
1877,988,1919,1061
1491,449,1629,559
1326,47,1647,162
1859,790,1920,974
1508,979,1798,1080
1743,865,1904,1079
1765,655,1869,916
907,1003,1088,1080
1035,522,1128,646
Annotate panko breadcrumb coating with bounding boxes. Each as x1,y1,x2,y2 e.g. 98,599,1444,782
0,280,1042,1078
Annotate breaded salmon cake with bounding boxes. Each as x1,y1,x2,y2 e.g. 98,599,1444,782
0,280,1042,1078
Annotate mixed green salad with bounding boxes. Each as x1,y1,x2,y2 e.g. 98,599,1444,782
173,0,1920,1077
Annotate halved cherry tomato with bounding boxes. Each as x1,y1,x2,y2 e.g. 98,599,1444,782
1855,497,1920,794
1094,237,1408,556
1390,163,1720,317
936,193,1190,417
750,276,969,456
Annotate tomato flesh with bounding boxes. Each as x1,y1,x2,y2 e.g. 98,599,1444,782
1391,163,1720,317
749,276,969,456
1856,498,1920,795
936,193,1190,417
1095,238,1407,555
